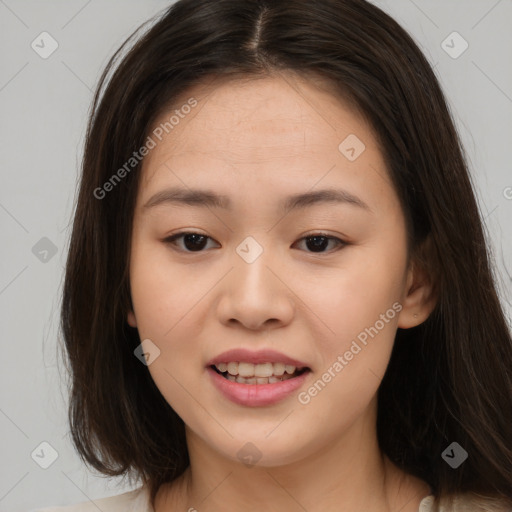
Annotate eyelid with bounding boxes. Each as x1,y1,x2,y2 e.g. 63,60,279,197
294,232,346,253
163,231,219,251
163,230,347,254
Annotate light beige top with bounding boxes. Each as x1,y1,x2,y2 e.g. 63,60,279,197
32,486,511,511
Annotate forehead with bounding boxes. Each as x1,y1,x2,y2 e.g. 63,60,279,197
137,73,395,214
148,73,374,158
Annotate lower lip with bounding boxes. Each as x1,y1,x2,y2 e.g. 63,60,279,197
206,366,310,407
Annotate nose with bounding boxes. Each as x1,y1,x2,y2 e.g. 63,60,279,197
215,244,295,331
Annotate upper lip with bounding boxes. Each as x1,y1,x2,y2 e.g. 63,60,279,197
206,348,310,369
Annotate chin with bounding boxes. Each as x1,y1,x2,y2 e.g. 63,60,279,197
201,429,317,468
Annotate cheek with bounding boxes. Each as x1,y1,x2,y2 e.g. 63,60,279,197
128,235,214,375
297,272,401,429
129,237,203,336
128,242,209,420
309,267,393,324
305,239,407,378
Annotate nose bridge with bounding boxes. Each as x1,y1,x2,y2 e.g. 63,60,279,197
232,234,275,294
216,233,294,329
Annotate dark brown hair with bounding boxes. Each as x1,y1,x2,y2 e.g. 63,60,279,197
60,0,512,509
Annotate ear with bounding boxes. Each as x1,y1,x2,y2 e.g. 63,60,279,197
397,237,438,329
127,309,137,328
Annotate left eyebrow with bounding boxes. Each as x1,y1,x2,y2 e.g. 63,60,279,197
142,187,372,213
284,188,372,213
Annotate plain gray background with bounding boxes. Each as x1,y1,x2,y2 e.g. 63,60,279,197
1,1,511,510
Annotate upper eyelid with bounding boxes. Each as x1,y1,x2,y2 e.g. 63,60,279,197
164,231,346,252
165,231,343,242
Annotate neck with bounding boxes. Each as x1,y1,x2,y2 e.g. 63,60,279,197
155,404,430,512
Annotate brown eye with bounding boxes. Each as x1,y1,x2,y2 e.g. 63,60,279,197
163,232,219,252
163,232,346,254
293,234,346,254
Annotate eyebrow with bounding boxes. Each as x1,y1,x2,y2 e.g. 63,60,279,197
143,187,372,213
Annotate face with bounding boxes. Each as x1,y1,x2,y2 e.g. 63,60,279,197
127,72,431,468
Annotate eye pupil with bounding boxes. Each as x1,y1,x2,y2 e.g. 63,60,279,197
306,236,329,252
168,232,342,255
183,233,208,251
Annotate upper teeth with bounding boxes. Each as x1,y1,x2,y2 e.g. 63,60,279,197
215,362,299,377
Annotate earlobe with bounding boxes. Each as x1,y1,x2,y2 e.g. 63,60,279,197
397,259,437,329
127,310,137,328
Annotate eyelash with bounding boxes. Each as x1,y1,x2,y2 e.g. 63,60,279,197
163,231,347,255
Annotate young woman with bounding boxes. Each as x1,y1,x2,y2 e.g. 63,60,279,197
38,0,512,511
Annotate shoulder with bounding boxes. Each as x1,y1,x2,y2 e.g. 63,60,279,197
32,485,152,512
419,493,512,511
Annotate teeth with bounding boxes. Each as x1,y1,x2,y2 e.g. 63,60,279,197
273,363,285,376
227,362,239,375
238,362,257,377
285,365,296,374
216,361,300,378
213,361,309,385
231,373,295,384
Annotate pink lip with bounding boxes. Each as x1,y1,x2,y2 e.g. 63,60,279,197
206,348,309,368
206,366,310,407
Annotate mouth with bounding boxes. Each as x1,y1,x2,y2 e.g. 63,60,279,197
210,362,311,385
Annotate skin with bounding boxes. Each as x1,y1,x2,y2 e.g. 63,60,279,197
127,71,436,512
